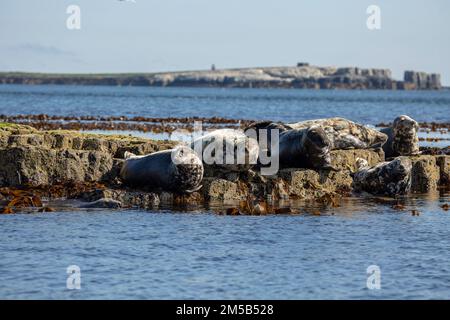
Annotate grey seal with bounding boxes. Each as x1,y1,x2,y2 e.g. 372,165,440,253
246,121,333,170
120,146,204,193
380,115,420,158
287,117,388,150
352,157,412,197
191,129,259,172
276,125,333,170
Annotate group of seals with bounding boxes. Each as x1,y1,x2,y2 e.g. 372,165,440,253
118,115,421,196
247,117,387,171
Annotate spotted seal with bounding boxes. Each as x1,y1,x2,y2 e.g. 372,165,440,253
380,115,420,158
120,146,204,193
287,117,388,150
352,156,412,197
191,129,259,172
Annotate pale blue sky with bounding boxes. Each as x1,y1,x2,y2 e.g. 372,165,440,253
1,0,449,84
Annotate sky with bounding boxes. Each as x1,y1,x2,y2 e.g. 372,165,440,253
0,0,449,85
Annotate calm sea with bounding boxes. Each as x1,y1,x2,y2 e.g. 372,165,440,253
0,85,449,299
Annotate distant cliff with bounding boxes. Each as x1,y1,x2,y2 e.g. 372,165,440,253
0,65,442,90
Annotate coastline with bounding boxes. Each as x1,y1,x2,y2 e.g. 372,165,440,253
0,64,442,90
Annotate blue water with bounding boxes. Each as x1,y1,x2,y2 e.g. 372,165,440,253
0,85,449,123
1,196,449,300
1,85,450,299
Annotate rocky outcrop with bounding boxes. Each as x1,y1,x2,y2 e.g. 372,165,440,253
410,156,441,193
0,65,441,90
1,124,448,213
403,71,441,90
436,156,450,186
0,123,175,187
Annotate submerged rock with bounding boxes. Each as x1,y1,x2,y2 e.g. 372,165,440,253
80,198,122,209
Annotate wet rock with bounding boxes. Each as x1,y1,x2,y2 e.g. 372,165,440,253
410,156,440,192
80,198,122,209
81,188,160,209
436,156,450,186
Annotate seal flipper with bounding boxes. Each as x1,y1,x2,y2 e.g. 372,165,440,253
124,151,138,159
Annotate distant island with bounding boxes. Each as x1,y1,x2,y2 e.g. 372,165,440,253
0,63,442,90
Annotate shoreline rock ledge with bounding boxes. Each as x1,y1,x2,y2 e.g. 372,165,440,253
0,123,448,214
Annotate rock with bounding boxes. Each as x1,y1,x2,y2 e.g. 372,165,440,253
0,66,441,90
330,149,384,173
202,178,248,201
436,156,450,186
410,156,440,192
0,126,176,187
81,188,161,209
80,198,122,209
0,146,113,186
279,168,353,199
404,71,441,90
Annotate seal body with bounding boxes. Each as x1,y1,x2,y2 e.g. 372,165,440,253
380,115,420,158
287,117,388,150
246,122,333,170
353,156,412,197
276,126,333,170
191,129,259,172
120,146,204,193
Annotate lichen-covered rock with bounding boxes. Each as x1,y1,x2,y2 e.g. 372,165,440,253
1,128,175,157
279,168,353,199
0,146,113,186
0,125,177,188
330,149,384,172
410,156,440,192
202,178,248,201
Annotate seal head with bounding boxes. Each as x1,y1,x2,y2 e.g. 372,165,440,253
381,115,420,157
